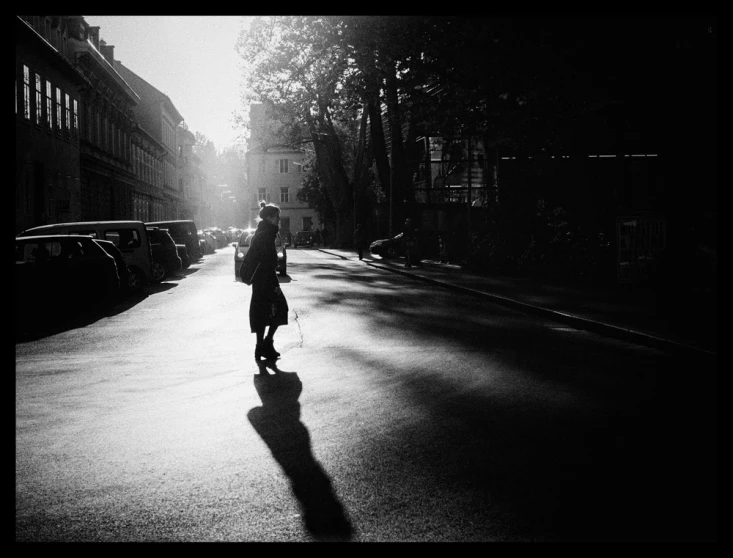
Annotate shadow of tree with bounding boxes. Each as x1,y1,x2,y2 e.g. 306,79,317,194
247,362,354,541
296,261,717,541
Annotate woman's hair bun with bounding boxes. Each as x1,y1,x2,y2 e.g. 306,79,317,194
260,201,267,209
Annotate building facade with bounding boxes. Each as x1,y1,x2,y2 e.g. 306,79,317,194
113,60,184,221
16,15,225,236
175,123,204,222
16,16,86,234
130,123,167,222
245,103,318,238
71,23,139,223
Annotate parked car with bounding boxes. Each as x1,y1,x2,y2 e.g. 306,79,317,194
176,243,190,269
94,239,130,297
293,231,314,248
146,227,182,282
197,231,210,255
369,233,404,258
201,230,217,254
17,220,153,294
145,220,202,261
206,228,229,249
234,230,287,280
15,235,120,328
227,228,242,243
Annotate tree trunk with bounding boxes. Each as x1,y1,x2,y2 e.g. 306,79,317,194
384,61,410,230
304,108,354,248
368,97,391,197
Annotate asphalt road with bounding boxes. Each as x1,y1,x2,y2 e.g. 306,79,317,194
15,246,717,542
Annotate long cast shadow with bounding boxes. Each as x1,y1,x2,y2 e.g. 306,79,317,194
247,361,354,541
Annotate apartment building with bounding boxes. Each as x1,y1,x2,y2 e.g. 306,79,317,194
176,123,207,223
130,123,167,222
15,16,86,234
245,103,318,238
113,60,184,221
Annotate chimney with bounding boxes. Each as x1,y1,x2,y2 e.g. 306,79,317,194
88,26,100,49
100,40,115,64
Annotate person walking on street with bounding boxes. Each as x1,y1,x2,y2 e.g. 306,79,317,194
401,218,422,268
354,223,366,260
247,201,289,361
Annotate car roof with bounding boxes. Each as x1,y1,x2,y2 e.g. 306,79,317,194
17,234,95,241
22,220,144,231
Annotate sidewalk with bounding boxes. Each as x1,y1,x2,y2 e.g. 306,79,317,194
318,248,717,358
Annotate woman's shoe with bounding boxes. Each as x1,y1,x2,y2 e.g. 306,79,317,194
262,339,280,360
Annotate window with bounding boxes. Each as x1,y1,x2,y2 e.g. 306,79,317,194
45,81,53,129
105,229,140,249
296,159,303,173
104,115,109,151
69,229,98,239
279,159,289,173
95,109,101,145
72,99,78,139
55,87,62,132
22,65,31,120
34,73,42,126
257,188,269,203
280,188,290,203
64,93,71,136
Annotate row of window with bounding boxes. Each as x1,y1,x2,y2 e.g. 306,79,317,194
18,64,78,140
256,188,292,204
256,158,304,174
83,102,130,162
18,62,132,166
16,166,75,218
133,192,165,222
133,143,163,188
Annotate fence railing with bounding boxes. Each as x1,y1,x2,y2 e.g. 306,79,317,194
412,187,490,205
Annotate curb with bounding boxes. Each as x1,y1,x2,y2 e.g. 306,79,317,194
318,249,716,359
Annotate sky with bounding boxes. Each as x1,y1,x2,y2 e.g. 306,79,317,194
83,16,251,152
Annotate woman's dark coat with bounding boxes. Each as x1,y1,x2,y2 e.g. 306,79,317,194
247,220,288,333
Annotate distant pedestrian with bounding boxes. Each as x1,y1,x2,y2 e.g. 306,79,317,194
354,224,366,260
401,218,421,268
439,233,448,263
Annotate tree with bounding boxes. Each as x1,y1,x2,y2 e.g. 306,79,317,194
237,17,350,246
296,159,336,230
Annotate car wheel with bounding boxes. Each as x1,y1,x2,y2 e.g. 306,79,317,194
151,261,166,282
128,268,146,294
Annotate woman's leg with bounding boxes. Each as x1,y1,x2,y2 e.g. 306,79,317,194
262,325,280,359
265,325,278,341
254,328,265,359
